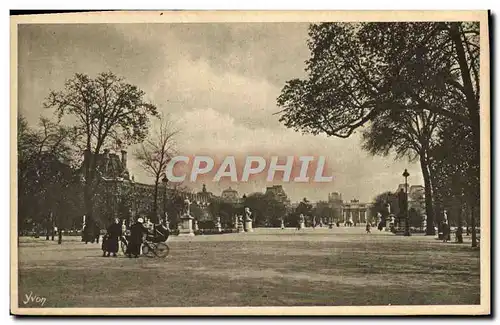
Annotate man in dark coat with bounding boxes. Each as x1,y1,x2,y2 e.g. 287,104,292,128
437,221,444,240
456,226,463,243
104,218,122,257
82,224,88,243
442,220,451,243
126,217,147,258
94,222,100,243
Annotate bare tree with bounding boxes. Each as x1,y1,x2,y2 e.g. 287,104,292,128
44,72,158,227
134,114,179,222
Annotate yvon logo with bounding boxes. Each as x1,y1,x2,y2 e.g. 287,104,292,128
22,291,47,307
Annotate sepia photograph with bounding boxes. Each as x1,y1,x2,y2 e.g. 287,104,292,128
10,10,490,316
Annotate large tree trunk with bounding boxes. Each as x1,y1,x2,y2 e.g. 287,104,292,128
153,177,159,223
471,204,478,248
83,149,94,222
419,151,435,235
456,198,464,243
84,184,93,220
45,217,50,240
82,149,100,242
448,23,480,145
448,23,479,116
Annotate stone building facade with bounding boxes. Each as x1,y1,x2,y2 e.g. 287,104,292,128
327,192,343,220
325,192,373,224
221,186,239,203
342,199,371,224
265,185,291,207
82,149,215,226
323,186,425,225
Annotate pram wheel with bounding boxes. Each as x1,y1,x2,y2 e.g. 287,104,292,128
142,243,155,258
141,242,169,258
154,242,169,258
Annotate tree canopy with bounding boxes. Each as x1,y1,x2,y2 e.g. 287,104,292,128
277,22,479,138
18,115,82,233
44,72,159,222
46,72,158,153
277,22,481,241
243,192,287,227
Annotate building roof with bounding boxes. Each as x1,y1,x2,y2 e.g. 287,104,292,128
196,184,213,197
222,186,238,194
81,149,129,181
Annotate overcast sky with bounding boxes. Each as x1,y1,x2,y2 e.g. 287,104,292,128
18,23,424,203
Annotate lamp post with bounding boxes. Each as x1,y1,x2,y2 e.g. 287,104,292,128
403,169,410,236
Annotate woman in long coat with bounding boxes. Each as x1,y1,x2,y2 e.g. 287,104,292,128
126,218,147,258
104,218,122,257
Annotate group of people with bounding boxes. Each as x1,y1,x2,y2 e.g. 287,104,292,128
101,217,170,258
438,220,452,242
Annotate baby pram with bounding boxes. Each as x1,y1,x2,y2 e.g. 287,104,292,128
121,225,170,258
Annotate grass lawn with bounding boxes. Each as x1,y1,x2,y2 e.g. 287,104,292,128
16,227,480,308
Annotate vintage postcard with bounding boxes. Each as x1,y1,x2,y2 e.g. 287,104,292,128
10,10,490,316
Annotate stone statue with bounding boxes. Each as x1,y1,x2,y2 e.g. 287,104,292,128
243,208,254,232
184,198,191,215
237,214,245,233
385,202,391,215
215,216,222,233
298,214,305,229
164,212,170,230
244,207,252,222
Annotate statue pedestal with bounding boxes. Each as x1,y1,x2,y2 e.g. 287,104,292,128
215,218,222,233
237,221,245,233
299,222,305,229
244,220,253,232
281,220,285,229
178,214,195,237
